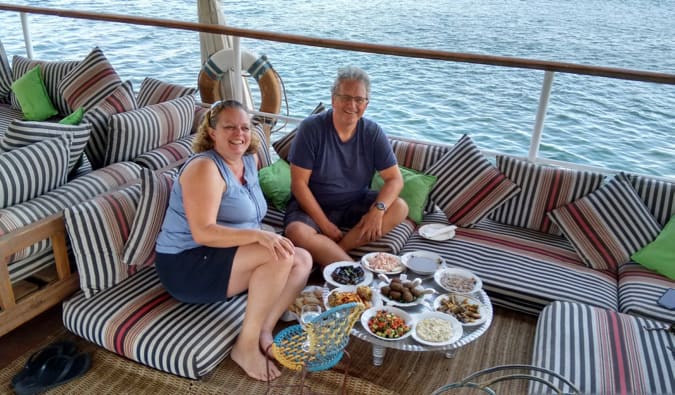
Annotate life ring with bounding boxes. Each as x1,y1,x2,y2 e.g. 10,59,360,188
198,48,282,128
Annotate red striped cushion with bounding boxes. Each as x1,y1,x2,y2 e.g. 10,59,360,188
388,136,451,172
122,168,173,267
548,173,662,271
59,47,122,113
426,134,521,227
490,155,606,235
82,80,138,169
64,184,142,298
136,77,197,108
10,55,80,114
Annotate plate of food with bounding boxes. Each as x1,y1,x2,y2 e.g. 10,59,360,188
377,276,433,307
323,261,373,288
412,311,463,346
400,250,445,275
433,293,489,327
434,267,482,294
285,285,326,321
324,285,381,310
360,305,414,341
361,252,406,275
418,223,456,241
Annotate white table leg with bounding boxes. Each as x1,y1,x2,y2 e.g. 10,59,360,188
372,344,387,366
444,349,457,358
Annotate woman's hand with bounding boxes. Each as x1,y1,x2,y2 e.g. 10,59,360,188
258,230,295,261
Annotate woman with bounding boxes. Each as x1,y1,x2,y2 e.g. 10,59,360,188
155,100,312,381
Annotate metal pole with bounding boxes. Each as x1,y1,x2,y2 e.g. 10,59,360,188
232,36,242,103
20,12,34,59
528,71,555,162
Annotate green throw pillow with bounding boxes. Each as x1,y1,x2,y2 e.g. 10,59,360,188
259,159,291,211
11,65,58,121
631,215,675,280
372,166,437,224
59,107,85,125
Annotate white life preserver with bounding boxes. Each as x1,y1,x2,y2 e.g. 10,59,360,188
198,48,282,127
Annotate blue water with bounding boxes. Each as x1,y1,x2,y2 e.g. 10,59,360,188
1,0,674,177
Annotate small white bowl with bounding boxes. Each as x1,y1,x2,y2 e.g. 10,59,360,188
400,250,445,275
360,305,414,341
412,311,463,346
433,293,488,327
434,267,482,294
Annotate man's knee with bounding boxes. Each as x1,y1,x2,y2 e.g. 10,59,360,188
389,197,409,221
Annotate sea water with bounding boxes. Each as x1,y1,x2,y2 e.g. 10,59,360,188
1,0,673,177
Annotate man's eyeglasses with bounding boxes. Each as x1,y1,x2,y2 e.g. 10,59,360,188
334,94,369,105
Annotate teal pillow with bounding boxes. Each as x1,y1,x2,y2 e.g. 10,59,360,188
259,159,291,211
372,166,437,224
631,215,675,280
59,107,85,125
10,65,58,121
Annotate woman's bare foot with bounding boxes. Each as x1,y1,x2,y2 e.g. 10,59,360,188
231,342,281,381
260,332,275,359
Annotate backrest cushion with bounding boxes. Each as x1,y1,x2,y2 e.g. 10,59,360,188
0,39,12,104
626,173,675,227
1,119,91,173
426,134,521,227
272,102,325,161
10,55,80,115
122,168,174,267
253,123,272,169
387,136,452,173
82,80,138,169
0,134,71,209
104,95,194,167
59,47,122,113
489,155,606,235
258,159,291,211
10,65,58,121
136,77,197,108
372,165,437,224
64,184,141,298
548,172,662,272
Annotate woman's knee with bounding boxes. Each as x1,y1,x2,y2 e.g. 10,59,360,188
294,248,313,271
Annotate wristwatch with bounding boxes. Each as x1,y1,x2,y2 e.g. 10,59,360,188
374,201,386,211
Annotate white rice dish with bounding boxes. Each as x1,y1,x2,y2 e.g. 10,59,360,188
415,317,453,342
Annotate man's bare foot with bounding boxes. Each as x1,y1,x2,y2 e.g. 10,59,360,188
260,332,275,359
231,342,281,381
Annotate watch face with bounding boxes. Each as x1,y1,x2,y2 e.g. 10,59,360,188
375,202,386,211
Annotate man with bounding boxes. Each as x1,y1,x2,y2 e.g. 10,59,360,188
284,66,408,267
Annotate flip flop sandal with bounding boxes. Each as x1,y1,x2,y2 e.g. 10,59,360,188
13,352,91,395
11,340,78,388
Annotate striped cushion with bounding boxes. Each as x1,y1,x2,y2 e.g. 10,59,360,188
82,80,137,169
548,172,662,271
489,155,606,235
64,184,142,298
388,136,452,172
58,47,122,113
62,266,246,379
406,212,618,314
1,119,91,173
10,55,80,115
136,77,197,108
626,173,675,227
531,301,674,395
0,135,71,209
426,134,521,227
0,161,142,265
122,169,173,267
0,40,11,104
133,134,195,170
253,123,272,169
104,95,194,166
272,102,325,161
618,262,675,322
348,220,415,259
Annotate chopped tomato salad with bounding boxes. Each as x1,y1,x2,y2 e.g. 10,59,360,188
367,310,411,339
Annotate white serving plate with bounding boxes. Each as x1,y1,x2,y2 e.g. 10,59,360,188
377,282,431,308
286,285,326,321
434,267,483,294
418,223,456,241
360,305,414,341
400,250,445,275
412,311,463,346
323,285,382,310
433,293,489,327
323,261,373,288
361,252,406,275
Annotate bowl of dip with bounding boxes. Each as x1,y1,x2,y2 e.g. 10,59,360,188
411,311,463,346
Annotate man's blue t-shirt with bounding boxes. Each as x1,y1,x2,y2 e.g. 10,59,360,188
288,109,397,209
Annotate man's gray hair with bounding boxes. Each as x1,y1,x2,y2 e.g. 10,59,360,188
331,66,371,97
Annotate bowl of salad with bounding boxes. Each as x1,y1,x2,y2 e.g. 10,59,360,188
360,305,414,341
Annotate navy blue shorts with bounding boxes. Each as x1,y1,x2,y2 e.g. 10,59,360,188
155,245,238,304
284,190,378,232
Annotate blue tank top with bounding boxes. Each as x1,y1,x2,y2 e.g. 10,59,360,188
155,150,267,254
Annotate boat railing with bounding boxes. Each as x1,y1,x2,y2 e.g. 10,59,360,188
1,3,674,179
